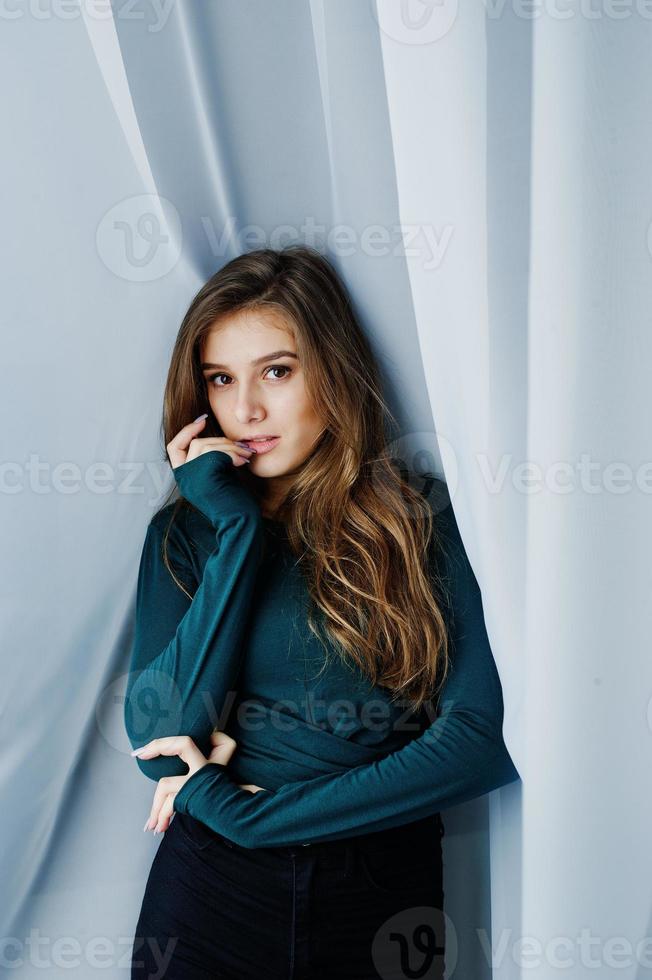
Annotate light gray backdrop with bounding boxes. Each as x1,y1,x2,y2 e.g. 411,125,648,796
3,1,649,978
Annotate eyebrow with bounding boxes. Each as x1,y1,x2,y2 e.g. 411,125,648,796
201,350,299,372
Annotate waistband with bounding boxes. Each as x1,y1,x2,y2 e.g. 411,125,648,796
211,812,444,857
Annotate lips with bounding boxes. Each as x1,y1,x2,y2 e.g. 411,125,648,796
240,437,281,455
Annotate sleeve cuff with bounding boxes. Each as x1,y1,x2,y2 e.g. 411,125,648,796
174,762,230,815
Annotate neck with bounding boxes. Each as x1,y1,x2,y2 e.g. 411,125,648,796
259,476,292,521
239,468,291,522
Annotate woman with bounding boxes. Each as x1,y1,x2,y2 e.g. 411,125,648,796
125,245,519,979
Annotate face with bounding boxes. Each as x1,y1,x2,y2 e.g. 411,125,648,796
200,308,325,507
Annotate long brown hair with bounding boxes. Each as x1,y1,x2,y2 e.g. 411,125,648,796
155,245,451,713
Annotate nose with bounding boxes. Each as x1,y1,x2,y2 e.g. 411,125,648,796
233,383,266,425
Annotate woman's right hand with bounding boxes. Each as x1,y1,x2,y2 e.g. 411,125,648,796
207,730,238,767
166,415,257,470
207,731,267,793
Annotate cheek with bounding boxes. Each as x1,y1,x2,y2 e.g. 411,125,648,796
278,382,314,421
206,389,225,423
295,397,322,431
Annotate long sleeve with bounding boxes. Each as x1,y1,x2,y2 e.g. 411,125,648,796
124,450,263,782
173,497,521,847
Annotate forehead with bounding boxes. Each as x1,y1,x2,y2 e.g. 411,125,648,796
201,308,295,360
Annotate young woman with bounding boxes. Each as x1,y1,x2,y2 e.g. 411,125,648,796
125,245,519,979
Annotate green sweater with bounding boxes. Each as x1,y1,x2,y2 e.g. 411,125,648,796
125,450,519,848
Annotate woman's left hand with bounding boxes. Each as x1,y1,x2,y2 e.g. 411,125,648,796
132,733,268,833
132,735,210,833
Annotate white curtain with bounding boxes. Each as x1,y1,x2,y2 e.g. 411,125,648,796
377,2,652,977
3,1,647,977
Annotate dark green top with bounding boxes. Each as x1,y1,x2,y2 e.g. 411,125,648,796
125,450,519,848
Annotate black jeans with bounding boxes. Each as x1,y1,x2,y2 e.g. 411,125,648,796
130,810,445,979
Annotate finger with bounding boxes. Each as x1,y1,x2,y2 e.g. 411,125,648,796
208,730,237,765
166,412,257,465
166,415,209,468
209,731,237,751
169,433,256,471
154,794,176,834
145,775,186,831
149,794,168,834
145,781,167,831
186,443,255,469
210,729,235,744
146,776,175,830
208,745,235,765
132,735,207,773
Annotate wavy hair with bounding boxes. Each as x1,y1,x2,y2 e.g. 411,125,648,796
155,246,451,713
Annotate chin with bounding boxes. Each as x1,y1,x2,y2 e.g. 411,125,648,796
252,453,302,477
249,454,282,472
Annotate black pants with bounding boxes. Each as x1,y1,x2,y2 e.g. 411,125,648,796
130,810,445,979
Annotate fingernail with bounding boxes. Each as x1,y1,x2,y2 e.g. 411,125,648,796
143,819,150,832
193,413,208,423
131,748,145,756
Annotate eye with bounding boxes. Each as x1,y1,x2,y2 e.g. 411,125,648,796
207,372,230,387
206,365,293,388
266,365,292,380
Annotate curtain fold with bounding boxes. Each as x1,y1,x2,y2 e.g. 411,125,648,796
376,6,524,975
